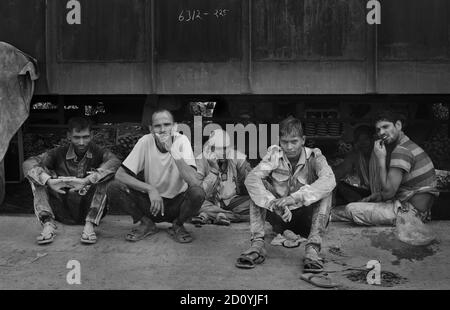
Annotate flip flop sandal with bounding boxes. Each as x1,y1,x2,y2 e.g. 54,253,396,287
300,273,339,289
235,251,266,269
215,217,231,226
37,223,56,245
191,216,207,226
282,239,302,248
303,257,324,273
80,231,97,244
126,226,159,242
167,226,193,243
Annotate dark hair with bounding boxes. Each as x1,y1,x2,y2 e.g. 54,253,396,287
353,125,374,141
67,117,92,133
279,116,304,137
373,110,406,127
151,108,174,125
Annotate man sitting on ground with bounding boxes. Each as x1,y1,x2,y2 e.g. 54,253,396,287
192,129,252,226
331,111,438,226
333,125,375,205
106,109,205,243
23,117,120,245
236,116,336,273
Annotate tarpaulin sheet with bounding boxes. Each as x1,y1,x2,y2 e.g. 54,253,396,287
0,41,38,203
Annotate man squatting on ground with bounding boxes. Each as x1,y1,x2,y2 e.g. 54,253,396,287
236,116,336,272
107,109,206,243
23,117,121,245
191,129,252,226
331,111,439,226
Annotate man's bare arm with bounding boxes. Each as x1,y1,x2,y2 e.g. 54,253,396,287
171,158,203,187
115,166,157,193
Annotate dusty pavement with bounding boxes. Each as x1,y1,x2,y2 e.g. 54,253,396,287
0,214,449,290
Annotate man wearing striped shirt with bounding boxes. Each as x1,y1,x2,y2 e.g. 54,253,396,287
331,110,438,226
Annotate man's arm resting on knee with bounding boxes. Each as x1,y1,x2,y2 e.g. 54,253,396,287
23,149,58,186
115,166,157,194
290,151,337,208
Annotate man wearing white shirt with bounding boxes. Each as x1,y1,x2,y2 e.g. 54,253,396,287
107,109,205,243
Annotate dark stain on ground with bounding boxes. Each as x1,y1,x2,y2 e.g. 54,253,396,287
368,231,438,264
346,270,408,287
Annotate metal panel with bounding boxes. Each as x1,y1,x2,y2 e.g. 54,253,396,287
47,0,151,94
251,61,369,94
56,0,146,62
0,0,47,93
379,0,450,60
156,62,243,94
155,0,242,61
252,0,367,60
0,0,46,60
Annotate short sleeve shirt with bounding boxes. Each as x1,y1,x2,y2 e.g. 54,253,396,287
122,133,196,198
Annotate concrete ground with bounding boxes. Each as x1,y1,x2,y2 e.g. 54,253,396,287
0,214,449,290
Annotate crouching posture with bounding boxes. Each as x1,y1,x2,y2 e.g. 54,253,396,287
23,117,120,245
331,111,438,226
107,109,205,243
236,117,336,272
192,129,252,226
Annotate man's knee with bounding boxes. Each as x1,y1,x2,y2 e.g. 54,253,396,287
186,185,206,207
106,180,129,197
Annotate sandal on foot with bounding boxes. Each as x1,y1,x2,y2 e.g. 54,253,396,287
191,216,207,226
126,225,159,242
282,239,302,248
235,240,266,269
215,213,231,226
167,224,193,243
303,247,324,273
80,231,97,244
37,222,56,245
301,273,339,289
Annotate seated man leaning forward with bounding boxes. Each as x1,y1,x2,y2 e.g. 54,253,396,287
236,116,336,272
23,117,121,245
331,110,438,226
106,109,205,243
191,129,252,226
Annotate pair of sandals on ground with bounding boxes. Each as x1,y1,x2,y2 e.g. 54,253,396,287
235,239,339,289
37,221,97,245
125,221,193,243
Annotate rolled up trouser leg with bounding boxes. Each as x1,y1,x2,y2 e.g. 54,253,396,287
30,181,57,225
306,194,332,252
84,181,109,226
250,200,267,242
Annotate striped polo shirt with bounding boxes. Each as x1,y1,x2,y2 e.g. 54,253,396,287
389,133,436,195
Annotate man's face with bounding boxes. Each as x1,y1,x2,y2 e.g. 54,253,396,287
68,128,92,154
211,145,226,160
280,133,304,160
375,120,402,145
151,112,174,137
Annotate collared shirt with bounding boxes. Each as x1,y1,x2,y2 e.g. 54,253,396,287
245,145,336,211
23,143,121,186
196,149,252,205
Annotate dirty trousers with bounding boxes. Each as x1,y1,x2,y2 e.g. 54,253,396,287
250,194,332,251
30,181,109,226
106,180,205,225
199,195,250,223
